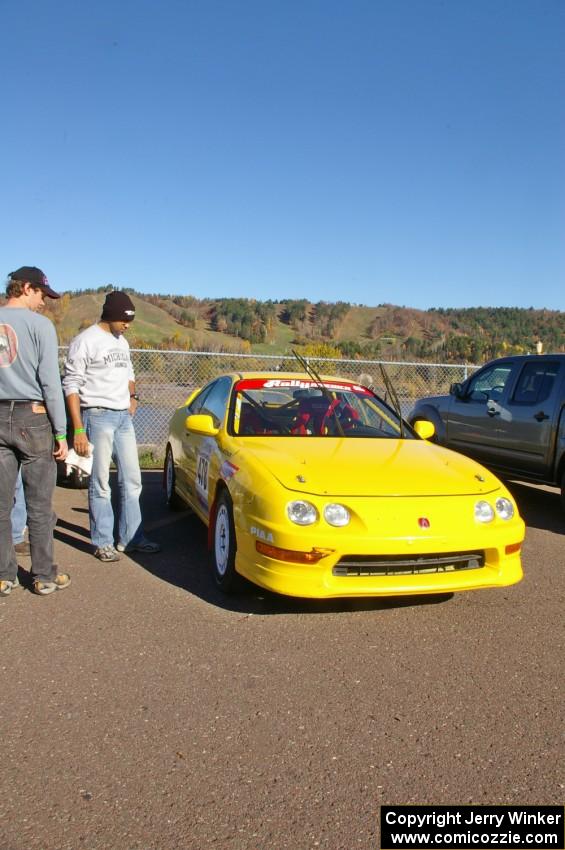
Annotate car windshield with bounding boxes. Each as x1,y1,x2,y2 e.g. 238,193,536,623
230,378,411,438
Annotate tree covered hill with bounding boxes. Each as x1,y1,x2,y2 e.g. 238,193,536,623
34,287,565,363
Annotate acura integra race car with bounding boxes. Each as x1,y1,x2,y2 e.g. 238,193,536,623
164,368,524,598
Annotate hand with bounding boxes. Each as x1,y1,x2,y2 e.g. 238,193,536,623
53,438,68,462
129,397,138,416
73,432,91,457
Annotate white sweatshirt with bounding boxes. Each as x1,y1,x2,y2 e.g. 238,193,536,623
63,324,135,409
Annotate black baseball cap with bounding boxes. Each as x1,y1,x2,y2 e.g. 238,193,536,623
9,266,60,299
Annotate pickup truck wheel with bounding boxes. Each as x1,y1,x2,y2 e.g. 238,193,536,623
561,469,565,512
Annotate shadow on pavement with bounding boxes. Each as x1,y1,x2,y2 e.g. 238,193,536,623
56,516,91,540
505,480,564,535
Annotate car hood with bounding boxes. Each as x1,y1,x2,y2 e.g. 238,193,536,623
235,438,501,497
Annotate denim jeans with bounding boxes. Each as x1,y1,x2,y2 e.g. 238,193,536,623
83,408,143,549
11,467,27,543
0,403,57,583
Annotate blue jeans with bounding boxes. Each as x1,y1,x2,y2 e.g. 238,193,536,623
0,402,57,583
11,468,27,543
83,408,143,549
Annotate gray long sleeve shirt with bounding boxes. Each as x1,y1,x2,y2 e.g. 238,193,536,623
62,323,135,409
0,306,67,436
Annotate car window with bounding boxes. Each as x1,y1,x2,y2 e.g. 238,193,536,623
231,378,405,438
199,377,232,427
186,382,215,415
467,364,513,402
511,362,558,405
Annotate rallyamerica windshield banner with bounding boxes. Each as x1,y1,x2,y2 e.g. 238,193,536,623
380,806,564,849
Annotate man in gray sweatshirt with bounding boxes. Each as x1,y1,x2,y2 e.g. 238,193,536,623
63,291,160,562
0,266,71,596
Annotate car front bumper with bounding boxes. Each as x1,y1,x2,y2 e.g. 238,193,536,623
233,494,525,598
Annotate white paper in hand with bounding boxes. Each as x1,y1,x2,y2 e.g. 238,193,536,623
65,444,94,477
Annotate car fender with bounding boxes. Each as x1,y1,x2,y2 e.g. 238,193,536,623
555,407,565,487
207,480,229,551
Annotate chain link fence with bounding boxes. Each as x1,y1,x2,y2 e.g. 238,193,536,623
59,348,478,463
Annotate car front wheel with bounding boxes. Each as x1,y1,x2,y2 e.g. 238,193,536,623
211,491,239,592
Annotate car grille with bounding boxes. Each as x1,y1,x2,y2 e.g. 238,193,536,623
333,551,485,577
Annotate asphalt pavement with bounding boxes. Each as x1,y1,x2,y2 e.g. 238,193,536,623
1,472,563,850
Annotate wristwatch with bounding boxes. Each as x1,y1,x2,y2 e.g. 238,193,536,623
130,393,140,401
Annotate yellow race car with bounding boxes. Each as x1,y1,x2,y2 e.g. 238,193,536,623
164,372,524,598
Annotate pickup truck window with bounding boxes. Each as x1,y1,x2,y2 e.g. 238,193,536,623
511,362,558,405
409,353,565,501
468,364,513,402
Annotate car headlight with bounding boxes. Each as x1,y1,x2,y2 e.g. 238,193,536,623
475,500,495,523
495,497,514,520
323,503,350,527
287,500,318,526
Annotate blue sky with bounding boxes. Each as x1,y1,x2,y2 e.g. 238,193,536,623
1,0,564,310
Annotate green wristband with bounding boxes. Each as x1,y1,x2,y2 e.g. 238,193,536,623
74,427,86,434
55,434,67,442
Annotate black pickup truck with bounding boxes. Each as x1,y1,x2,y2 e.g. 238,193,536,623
409,354,565,507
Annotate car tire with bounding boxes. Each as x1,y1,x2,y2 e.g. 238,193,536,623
70,467,90,489
56,461,90,489
164,445,185,510
561,468,565,513
211,490,239,593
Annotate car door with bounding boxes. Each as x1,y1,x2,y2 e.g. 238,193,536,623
446,360,515,466
494,359,563,478
182,376,233,519
174,382,215,500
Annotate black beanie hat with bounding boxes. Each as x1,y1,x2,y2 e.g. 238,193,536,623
101,291,136,323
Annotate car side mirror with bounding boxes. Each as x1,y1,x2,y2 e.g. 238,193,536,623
449,382,463,398
413,420,435,440
185,414,219,436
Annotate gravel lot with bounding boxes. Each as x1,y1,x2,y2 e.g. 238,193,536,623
1,472,563,850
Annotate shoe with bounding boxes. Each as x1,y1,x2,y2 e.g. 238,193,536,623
0,576,20,597
116,538,161,554
14,541,31,556
33,574,71,596
94,545,121,562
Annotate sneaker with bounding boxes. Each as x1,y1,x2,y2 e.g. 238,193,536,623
116,538,161,554
94,545,121,562
0,576,20,597
32,574,71,596
14,541,31,556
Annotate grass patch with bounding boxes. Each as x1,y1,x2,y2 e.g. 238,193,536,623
138,449,164,469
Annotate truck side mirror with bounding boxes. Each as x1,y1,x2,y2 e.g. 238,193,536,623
450,382,463,398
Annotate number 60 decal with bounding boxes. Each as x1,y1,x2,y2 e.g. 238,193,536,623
196,454,209,499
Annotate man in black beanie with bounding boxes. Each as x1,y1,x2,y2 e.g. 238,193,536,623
62,291,161,561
